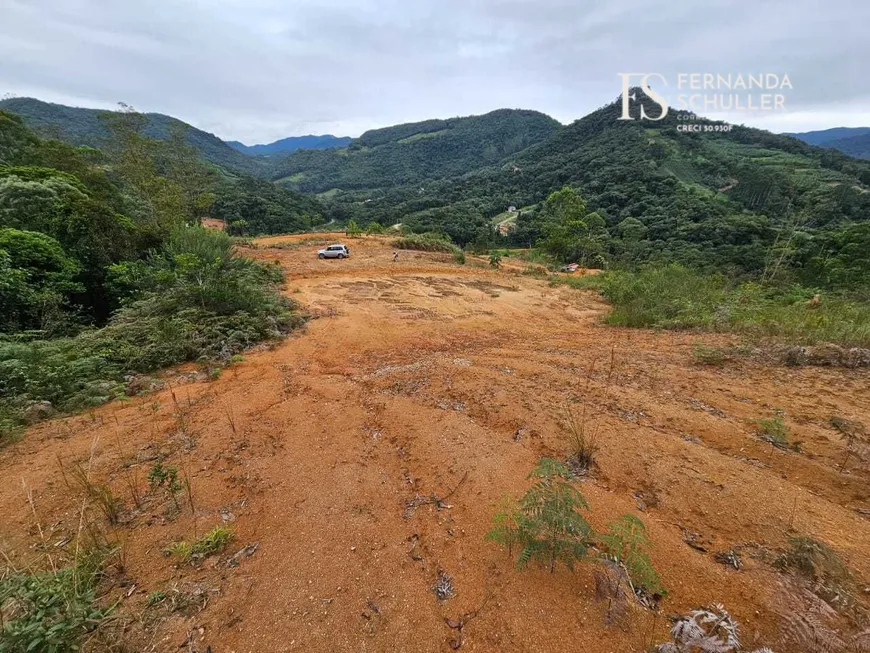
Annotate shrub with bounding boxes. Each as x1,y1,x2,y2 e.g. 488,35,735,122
148,461,183,509
0,226,305,437
774,536,855,611
486,459,593,573
391,232,462,255
489,253,502,268
346,220,361,237
692,345,728,366
559,264,870,348
563,405,599,475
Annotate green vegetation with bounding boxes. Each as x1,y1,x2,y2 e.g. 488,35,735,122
148,460,183,508
391,232,462,255
486,459,594,573
487,460,664,598
0,97,269,176
0,544,115,652
775,536,855,611
307,90,869,284
558,264,870,349
692,345,729,366
214,175,326,236
272,109,560,194
0,109,304,440
166,526,234,563
598,514,663,596
756,417,791,449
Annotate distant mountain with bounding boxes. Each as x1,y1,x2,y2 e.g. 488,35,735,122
818,133,870,160
0,97,271,176
314,89,870,279
270,108,562,192
228,135,352,156
788,127,870,159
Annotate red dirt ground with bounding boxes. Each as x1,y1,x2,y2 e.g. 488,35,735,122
1,233,869,652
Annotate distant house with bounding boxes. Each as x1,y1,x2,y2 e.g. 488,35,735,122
507,205,517,213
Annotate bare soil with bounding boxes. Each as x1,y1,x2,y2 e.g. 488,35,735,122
2,233,869,652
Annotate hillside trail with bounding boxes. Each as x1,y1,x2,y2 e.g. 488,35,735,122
1,234,869,652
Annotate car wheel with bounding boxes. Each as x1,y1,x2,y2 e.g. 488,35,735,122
339,253,346,259
318,253,325,259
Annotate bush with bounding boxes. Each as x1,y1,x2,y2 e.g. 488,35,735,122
693,345,728,366
0,226,304,439
560,264,870,348
774,536,855,611
391,232,462,255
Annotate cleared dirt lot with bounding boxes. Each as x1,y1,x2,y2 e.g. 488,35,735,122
2,233,869,652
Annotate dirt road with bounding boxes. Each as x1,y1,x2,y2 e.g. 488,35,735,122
2,234,869,652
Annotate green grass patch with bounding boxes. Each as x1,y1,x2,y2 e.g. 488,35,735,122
166,525,234,563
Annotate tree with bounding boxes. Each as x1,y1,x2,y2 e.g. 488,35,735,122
539,187,609,266
0,228,83,333
346,219,361,237
365,221,384,235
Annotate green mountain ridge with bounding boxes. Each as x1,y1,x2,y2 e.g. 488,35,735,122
227,135,353,156
318,92,870,281
788,127,870,160
270,108,562,192
0,97,271,176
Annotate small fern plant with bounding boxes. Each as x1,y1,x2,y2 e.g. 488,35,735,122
657,604,774,653
484,499,522,558
486,458,593,573
598,514,664,596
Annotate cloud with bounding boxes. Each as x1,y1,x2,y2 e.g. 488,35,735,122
0,0,866,142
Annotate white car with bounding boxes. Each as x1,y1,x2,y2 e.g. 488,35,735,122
317,244,350,259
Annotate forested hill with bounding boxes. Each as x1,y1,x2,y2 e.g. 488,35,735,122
270,109,562,192
789,127,870,160
0,97,271,176
323,91,870,282
228,135,352,156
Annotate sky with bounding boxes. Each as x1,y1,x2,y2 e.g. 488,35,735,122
0,0,867,144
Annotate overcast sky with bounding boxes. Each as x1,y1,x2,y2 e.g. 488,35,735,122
1,0,867,143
